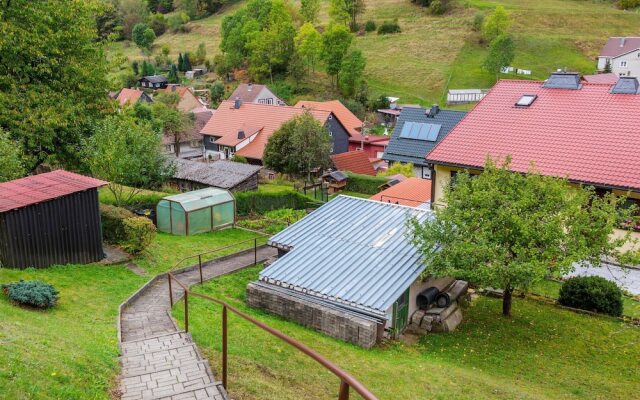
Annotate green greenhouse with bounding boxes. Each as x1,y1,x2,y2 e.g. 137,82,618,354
156,188,235,236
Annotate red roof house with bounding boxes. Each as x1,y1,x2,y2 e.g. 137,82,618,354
115,88,152,107
331,151,377,176
370,177,431,207
426,73,640,200
201,101,334,163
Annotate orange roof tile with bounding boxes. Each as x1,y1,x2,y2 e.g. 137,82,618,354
163,85,191,97
370,177,431,207
295,100,363,137
331,151,376,176
201,101,330,161
116,88,144,106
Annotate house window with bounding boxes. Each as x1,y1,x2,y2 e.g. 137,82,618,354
620,61,628,67
209,137,215,143
328,115,333,120
329,131,333,137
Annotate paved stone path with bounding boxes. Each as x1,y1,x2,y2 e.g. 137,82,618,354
118,246,277,400
568,262,640,295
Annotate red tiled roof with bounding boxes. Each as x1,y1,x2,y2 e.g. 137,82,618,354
295,100,363,137
599,37,640,58
426,79,640,191
0,170,107,213
370,177,431,206
582,73,619,84
201,101,330,161
116,88,144,106
163,85,191,97
331,151,376,176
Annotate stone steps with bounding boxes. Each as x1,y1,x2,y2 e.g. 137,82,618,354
119,332,224,400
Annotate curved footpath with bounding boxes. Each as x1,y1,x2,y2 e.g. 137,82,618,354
117,246,277,400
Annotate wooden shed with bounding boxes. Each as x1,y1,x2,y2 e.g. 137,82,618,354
0,170,108,269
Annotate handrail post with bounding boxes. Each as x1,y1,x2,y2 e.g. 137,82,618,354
168,274,173,306
254,238,257,265
198,254,203,284
338,381,350,400
184,290,189,333
222,305,228,389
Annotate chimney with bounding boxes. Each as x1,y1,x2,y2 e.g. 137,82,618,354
427,104,440,118
620,37,626,47
234,97,241,109
247,83,253,92
237,129,245,140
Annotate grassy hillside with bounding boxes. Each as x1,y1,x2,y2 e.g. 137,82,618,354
108,0,640,105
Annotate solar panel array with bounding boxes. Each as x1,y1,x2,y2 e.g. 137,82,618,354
399,122,442,141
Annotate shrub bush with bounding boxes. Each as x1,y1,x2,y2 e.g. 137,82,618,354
364,20,377,32
2,280,59,309
345,172,389,195
472,12,484,32
236,208,306,234
122,217,157,254
377,20,401,35
618,0,640,10
235,191,317,215
100,205,156,254
101,204,135,243
558,276,623,317
429,0,447,15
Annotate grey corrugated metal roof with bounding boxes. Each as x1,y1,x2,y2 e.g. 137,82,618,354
382,107,466,166
172,159,261,189
260,196,433,316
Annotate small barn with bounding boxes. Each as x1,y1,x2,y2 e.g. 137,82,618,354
156,188,235,236
0,170,107,268
138,75,168,89
171,159,261,192
246,196,458,348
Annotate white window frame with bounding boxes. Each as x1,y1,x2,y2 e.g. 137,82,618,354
620,61,628,67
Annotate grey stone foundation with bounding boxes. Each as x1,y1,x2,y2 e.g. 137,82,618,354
246,282,381,348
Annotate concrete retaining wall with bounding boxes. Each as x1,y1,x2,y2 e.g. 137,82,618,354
246,282,381,348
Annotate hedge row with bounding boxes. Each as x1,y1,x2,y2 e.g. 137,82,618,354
100,204,156,254
345,172,389,195
235,191,318,216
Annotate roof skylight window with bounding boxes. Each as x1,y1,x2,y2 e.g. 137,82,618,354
515,94,537,107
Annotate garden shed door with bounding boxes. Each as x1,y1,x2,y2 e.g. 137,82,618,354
392,288,410,338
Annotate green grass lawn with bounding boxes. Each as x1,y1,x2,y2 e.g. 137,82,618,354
0,226,267,399
174,266,640,400
0,265,146,399
133,228,268,275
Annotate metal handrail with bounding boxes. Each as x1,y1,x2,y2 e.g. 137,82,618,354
166,257,378,400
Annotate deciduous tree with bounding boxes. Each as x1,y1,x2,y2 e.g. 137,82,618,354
0,0,110,171
322,24,353,86
339,49,366,97
482,34,515,74
329,0,365,29
300,0,320,23
264,111,332,180
295,22,323,72
482,5,510,43
152,93,194,158
84,115,174,206
410,157,639,317
0,129,25,182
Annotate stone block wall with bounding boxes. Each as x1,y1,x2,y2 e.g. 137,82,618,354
246,282,381,348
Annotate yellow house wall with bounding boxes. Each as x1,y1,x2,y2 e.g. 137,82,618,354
431,164,640,253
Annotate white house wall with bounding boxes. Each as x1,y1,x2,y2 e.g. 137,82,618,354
598,50,640,76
